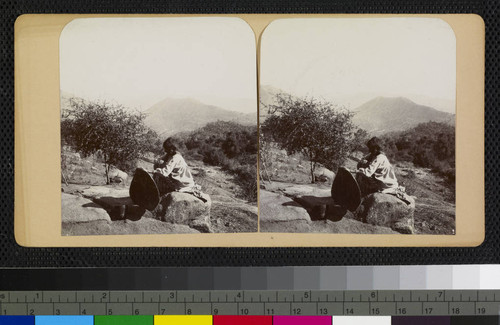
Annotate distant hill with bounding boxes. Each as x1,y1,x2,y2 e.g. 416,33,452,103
144,97,256,137
352,97,455,135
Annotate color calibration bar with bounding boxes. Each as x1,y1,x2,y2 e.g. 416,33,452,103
1,315,500,325
1,265,499,291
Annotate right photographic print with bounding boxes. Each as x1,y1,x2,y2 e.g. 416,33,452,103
259,18,456,235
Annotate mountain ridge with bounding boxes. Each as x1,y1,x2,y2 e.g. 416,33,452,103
144,97,256,137
352,96,455,135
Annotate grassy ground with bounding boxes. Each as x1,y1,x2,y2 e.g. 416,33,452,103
259,147,330,184
61,151,111,186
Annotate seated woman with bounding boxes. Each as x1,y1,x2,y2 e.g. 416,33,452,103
153,138,196,196
356,137,398,197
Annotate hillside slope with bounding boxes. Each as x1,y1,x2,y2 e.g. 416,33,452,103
353,97,454,135
144,97,255,137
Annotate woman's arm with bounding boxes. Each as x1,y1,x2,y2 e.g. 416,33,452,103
154,155,178,177
357,155,381,177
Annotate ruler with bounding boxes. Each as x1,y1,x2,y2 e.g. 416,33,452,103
1,290,499,316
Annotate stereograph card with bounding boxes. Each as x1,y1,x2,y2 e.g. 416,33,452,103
14,14,484,247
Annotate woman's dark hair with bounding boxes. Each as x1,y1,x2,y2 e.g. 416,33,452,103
366,137,382,154
162,138,178,155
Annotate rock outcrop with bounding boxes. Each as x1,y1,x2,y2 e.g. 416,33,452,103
259,189,312,232
260,190,311,222
61,193,111,224
76,186,138,221
150,192,213,233
355,192,415,234
108,167,128,185
63,184,213,233
260,181,409,234
293,195,347,221
62,218,200,236
259,189,399,234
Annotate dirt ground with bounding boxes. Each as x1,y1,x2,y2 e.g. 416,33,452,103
189,160,258,233
395,165,455,235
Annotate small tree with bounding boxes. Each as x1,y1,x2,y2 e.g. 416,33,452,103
262,94,355,183
62,98,158,184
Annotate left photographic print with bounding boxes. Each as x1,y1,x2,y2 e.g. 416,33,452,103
59,18,258,236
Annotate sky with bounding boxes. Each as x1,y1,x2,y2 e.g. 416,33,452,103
60,18,257,113
260,18,456,113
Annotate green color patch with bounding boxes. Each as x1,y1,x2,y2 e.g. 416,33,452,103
94,315,154,325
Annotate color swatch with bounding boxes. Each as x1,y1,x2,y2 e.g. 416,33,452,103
0,316,35,325
35,316,94,325
213,316,272,325
274,316,332,325
332,316,392,325
94,316,153,325
154,315,212,325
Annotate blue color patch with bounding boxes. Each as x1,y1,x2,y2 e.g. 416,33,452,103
0,316,35,325
35,316,93,325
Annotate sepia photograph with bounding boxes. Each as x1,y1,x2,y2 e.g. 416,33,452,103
259,18,457,235
59,18,258,236
15,13,483,246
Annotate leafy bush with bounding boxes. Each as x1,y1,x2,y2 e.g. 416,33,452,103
61,98,160,184
380,121,455,183
261,93,356,183
202,149,229,166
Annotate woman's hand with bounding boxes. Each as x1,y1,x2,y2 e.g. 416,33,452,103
357,159,368,169
154,159,165,170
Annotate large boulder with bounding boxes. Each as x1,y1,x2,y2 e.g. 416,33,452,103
260,220,312,233
261,182,330,198
355,192,415,234
108,167,129,185
293,196,346,221
309,217,399,234
61,193,111,224
259,190,312,233
79,186,130,199
150,192,213,233
259,190,311,223
62,218,200,236
78,186,138,221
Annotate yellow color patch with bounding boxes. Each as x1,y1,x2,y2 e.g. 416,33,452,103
154,315,212,325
